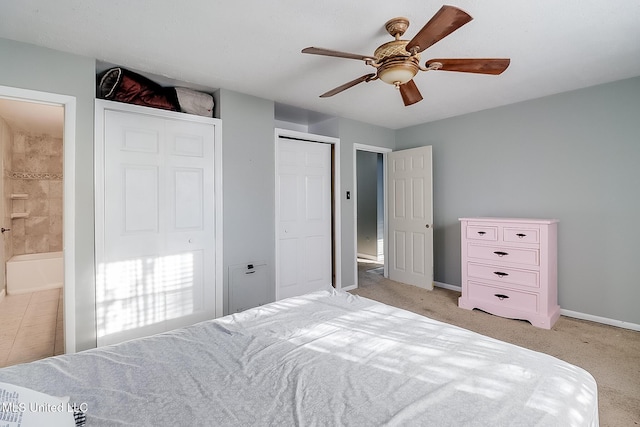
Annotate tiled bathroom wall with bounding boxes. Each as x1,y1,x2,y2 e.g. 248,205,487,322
9,131,63,255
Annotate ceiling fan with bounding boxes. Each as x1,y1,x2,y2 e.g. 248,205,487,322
302,5,510,106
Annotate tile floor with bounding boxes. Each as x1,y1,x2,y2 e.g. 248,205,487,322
0,288,64,367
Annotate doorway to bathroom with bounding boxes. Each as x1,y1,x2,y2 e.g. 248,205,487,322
0,85,75,365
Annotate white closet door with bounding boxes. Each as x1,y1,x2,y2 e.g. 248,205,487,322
276,138,332,300
387,146,433,290
97,107,216,346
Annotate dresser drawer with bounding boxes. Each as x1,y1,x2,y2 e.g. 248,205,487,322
467,262,539,289
467,243,540,266
467,281,538,313
466,225,498,241
503,227,539,244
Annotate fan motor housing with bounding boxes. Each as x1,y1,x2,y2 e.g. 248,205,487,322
374,40,419,62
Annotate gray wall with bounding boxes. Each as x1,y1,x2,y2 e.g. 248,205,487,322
0,38,97,350
338,118,395,288
217,89,276,314
396,76,640,325
309,117,339,138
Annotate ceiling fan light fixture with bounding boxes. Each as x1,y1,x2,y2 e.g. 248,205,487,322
302,6,510,105
377,59,419,86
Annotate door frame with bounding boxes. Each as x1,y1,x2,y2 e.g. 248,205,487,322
352,144,392,289
0,85,77,354
274,128,341,298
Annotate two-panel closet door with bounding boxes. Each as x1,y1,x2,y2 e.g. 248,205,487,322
97,107,216,346
276,138,332,300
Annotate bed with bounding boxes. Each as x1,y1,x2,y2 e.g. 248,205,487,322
0,289,598,426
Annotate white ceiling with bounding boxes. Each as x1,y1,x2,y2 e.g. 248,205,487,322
1,1,639,130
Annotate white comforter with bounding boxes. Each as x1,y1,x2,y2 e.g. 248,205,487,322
0,290,598,426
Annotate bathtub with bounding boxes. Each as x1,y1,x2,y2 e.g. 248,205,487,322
6,251,63,295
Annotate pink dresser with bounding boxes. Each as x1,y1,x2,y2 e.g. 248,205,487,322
458,217,560,329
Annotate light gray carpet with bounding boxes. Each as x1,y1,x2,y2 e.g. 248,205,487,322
350,261,640,427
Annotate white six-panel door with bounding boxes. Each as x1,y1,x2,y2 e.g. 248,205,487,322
276,138,332,299
388,146,433,290
97,104,218,346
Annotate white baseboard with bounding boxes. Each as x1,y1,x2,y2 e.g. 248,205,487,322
357,253,380,262
560,309,640,332
434,281,461,292
434,281,640,332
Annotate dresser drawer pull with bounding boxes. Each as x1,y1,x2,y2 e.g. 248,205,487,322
494,294,510,301
477,231,486,236
516,233,527,238
493,271,509,278
493,251,509,257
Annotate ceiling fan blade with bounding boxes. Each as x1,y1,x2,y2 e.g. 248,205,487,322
399,79,423,106
302,47,376,62
426,58,511,75
320,73,376,98
405,5,473,54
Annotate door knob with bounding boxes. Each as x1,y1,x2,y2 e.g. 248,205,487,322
1,228,10,233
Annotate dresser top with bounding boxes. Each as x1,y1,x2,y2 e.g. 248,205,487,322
459,217,559,224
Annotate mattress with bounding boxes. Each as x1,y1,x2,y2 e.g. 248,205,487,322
0,289,598,426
